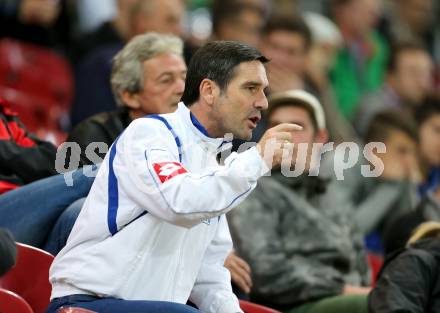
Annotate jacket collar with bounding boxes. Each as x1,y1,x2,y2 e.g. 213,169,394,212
177,102,232,152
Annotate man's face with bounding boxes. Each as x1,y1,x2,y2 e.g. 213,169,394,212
211,61,268,140
390,50,433,104
132,0,184,36
338,0,380,37
261,30,308,75
419,115,440,166
380,130,419,179
216,9,264,47
131,53,186,118
268,105,317,170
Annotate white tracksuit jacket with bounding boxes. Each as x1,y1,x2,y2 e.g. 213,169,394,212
49,103,268,313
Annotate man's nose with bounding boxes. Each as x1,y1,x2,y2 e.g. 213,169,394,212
255,92,268,110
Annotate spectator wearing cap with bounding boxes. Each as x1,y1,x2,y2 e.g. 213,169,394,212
229,90,371,313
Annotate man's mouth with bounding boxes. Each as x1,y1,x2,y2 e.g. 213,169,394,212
248,116,261,128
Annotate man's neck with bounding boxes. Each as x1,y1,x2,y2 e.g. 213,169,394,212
189,103,219,138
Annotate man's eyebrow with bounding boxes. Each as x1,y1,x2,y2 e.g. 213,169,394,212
241,81,267,88
156,70,187,79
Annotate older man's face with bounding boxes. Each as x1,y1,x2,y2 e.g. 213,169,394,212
130,53,186,119
210,60,269,140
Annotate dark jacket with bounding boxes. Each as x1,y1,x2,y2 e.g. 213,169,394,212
66,108,131,166
369,238,440,313
230,171,370,310
0,228,16,276
0,98,57,194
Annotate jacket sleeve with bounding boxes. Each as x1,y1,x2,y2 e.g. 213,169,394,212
340,163,417,235
352,181,413,234
115,118,268,228
368,250,434,313
190,216,243,313
0,228,17,277
0,119,57,183
229,189,345,307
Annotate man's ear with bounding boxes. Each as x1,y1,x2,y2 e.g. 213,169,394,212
315,129,329,144
199,79,220,106
121,91,141,110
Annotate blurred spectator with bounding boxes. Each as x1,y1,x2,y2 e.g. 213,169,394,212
355,42,434,136
369,221,440,312
304,12,343,93
0,0,73,51
68,32,186,166
304,11,358,143
69,0,186,128
382,94,440,254
341,110,420,253
230,90,371,313
70,0,137,64
211,0,267,47
0,228,16,277
260,14,311,94
0,97,57,194
71,0,185,63
75,0,116,35
416,94,440,196
380,0,439,61
330,0,388,119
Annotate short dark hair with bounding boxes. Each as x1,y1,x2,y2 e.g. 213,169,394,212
387,41,428,73
263,14,312,50
414,93,440,126
364,110,418,143
211,0,266,35
181,41,268,105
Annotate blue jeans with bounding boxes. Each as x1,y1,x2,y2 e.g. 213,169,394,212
0,166,96,247
46,295,201,313
43,197,85,255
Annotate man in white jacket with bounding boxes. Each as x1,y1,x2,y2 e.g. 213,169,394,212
47,40,300,313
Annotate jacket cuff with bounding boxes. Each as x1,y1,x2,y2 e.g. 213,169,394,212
215,297,243,313
234,146,270,181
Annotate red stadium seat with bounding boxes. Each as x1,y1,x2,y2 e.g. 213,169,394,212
57,308,97,313
239,300,282,313
0,287,34,313
0,38,73,139
0,243,54,313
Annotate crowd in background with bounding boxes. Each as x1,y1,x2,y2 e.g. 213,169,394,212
1,0,440,312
